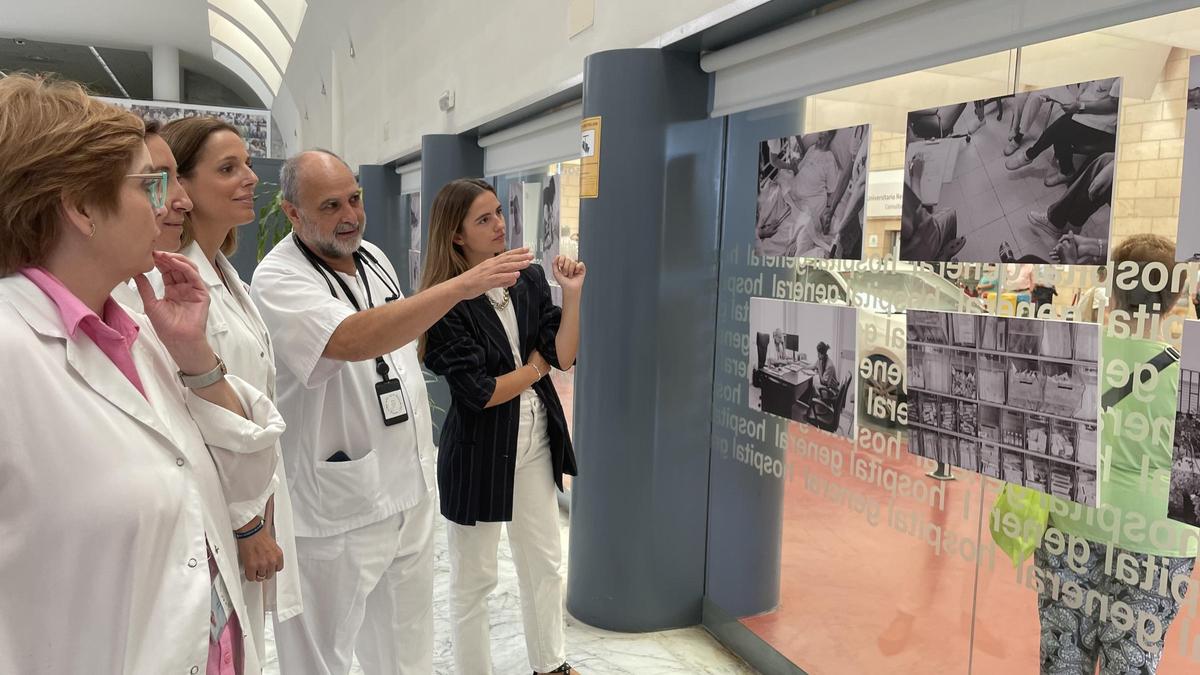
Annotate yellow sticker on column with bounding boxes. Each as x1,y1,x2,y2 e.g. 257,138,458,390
580,116,601,199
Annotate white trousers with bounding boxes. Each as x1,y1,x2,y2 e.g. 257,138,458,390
274,495,435,675
448,396,566,674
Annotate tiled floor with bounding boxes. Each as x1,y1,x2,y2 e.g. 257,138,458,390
925,102,1112,263
737,423,1200,674
262,507,753,675
262,368,754,675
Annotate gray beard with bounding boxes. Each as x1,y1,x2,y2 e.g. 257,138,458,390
311,233,361,259
298,216,365,260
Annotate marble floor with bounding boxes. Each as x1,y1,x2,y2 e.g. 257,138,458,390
262,508,754,675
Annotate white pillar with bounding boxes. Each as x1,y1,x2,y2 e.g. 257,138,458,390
152,45,180,101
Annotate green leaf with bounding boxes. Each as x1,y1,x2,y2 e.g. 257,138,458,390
255,188,291,262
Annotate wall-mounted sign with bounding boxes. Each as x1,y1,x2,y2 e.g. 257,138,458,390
580,116,602,199
866,169,903,219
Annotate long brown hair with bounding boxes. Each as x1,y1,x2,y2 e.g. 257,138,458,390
159,116,242,255
418,178,497,357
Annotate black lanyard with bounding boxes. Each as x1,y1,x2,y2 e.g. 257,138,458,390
358,247,401,302
292,233,400,382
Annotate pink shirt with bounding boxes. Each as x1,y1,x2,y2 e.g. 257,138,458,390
20,267,146,397
21,267,241,675
1004,264,1035,294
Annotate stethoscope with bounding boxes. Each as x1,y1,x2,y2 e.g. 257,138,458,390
292,233,402,383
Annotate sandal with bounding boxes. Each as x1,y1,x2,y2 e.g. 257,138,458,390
538,663,576,674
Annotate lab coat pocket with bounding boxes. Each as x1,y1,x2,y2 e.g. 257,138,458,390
314,449,382,520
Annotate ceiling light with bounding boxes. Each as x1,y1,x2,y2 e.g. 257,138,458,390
209,0,294,74
206,0,308,100
259,0,307,41
211,40,275,107
209,10,282,94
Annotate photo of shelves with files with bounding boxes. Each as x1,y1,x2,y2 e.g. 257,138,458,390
906,310,1099,505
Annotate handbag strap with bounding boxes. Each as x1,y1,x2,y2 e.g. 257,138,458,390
1100,347,1179,411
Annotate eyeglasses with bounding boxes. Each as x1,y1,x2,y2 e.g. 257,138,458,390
126,171,168,210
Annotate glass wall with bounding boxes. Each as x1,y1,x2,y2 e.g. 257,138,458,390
491,159,582,434
707,7,1200,673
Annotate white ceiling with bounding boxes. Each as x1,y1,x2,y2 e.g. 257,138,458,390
0,1,212,54
0,0,275,107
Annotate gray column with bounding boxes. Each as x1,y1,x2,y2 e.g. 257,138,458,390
359,164,405,268
152,45,180,102
567,49,724,631
420,133,484,253
418,133,484,436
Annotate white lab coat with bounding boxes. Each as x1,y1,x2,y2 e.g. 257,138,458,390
151,243,304,640
250,236,437,539
0,273,285,675
110,278,143,312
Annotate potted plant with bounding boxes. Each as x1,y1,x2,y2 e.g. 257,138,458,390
256,182,292,261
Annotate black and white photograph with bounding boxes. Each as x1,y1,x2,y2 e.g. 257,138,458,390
901,77,1120,265
523,181,541,251
1170,321,1200,527
406,192,421,251
408,249,422,294
540,174,560,283
507,180,524,248
99,96,272,158
906,310,1100,505
748,298,857,439
755,124,870,260
1178,56,1200,261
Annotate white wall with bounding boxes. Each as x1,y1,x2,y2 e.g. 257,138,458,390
280,0,760,167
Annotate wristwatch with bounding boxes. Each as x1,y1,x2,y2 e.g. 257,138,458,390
179,354,228,389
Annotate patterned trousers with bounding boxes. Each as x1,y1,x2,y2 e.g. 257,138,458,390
1035,541,1195,675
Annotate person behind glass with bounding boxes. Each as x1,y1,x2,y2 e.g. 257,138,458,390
420,178,586,675
0,74,284,674
252,153,531,675
993,234,1197,675
109,119,194,310
157,116,303,661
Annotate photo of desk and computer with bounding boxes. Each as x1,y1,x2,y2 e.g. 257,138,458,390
748,298,857,439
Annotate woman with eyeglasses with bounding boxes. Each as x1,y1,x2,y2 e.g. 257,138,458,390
110,119,195,311
155,117,304,660
0,75,284,674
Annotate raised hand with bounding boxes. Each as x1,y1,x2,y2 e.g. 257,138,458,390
458,248,533,298
134,251,218,374
552,255,586,296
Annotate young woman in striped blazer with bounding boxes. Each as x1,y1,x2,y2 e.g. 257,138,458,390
420,178,585,675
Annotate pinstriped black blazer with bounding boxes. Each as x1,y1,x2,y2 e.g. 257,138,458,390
423,264,577,526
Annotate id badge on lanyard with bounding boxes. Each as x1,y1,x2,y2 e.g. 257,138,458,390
293,234,410,426
376,376,410,426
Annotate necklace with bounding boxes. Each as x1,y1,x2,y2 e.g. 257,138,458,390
487,288,510,311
